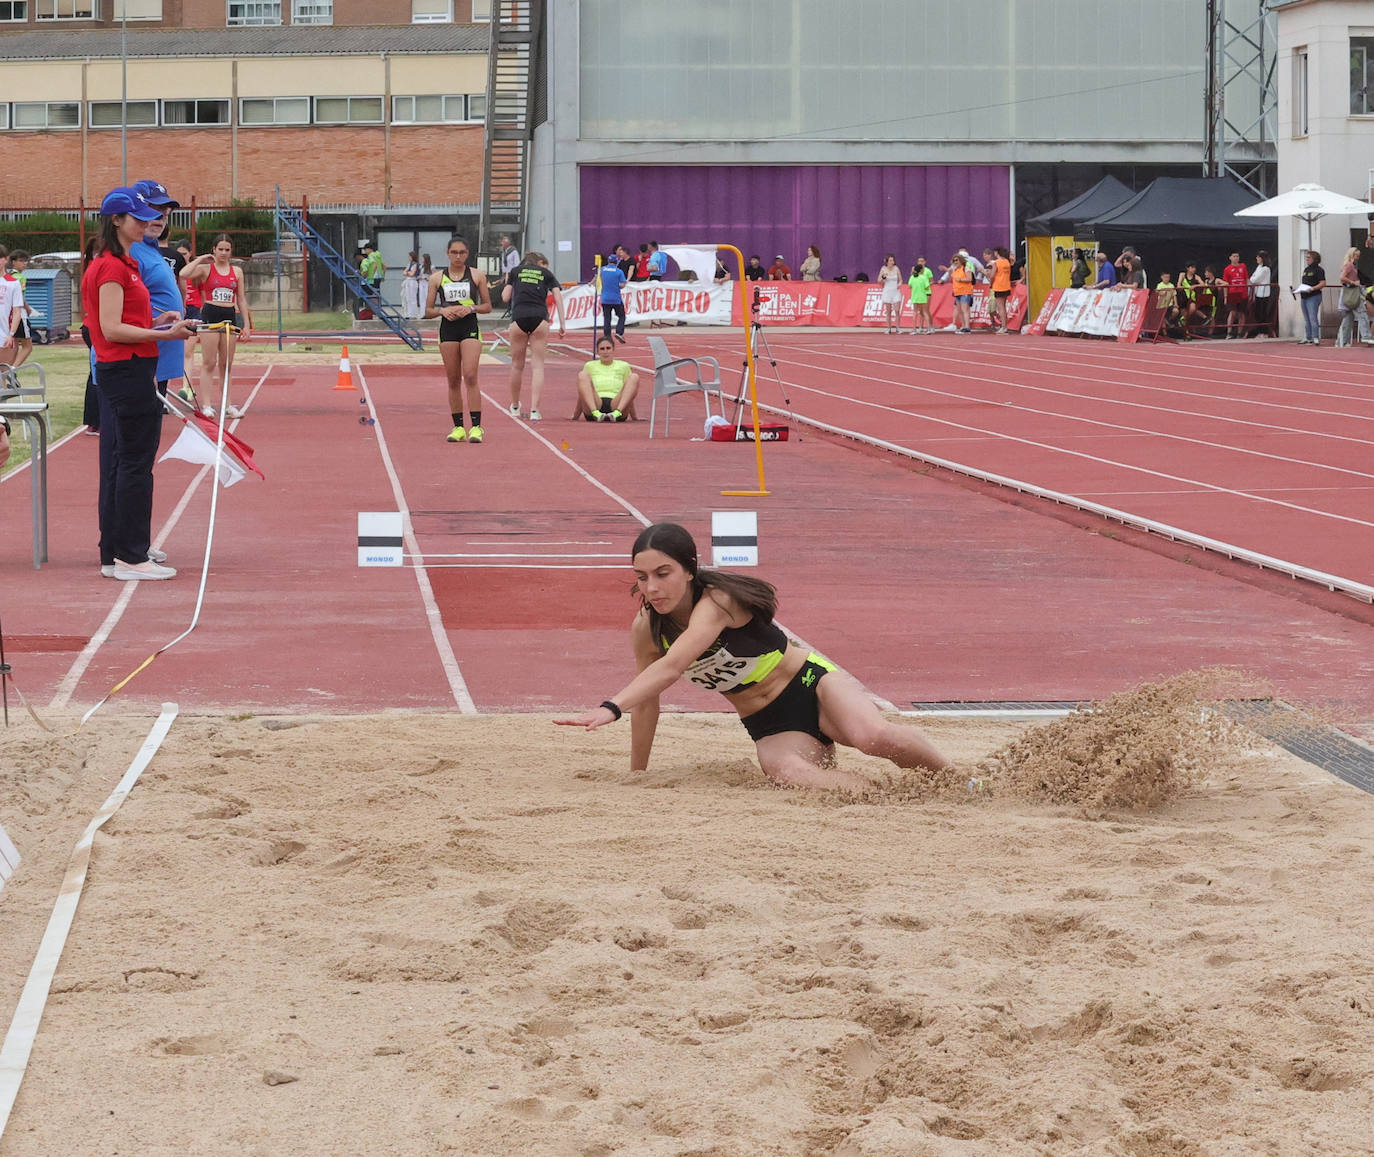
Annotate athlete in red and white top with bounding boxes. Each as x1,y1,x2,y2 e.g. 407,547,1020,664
186,233,252,418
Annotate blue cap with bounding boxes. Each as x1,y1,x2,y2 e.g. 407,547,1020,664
133,179,179,210
99,187,162,221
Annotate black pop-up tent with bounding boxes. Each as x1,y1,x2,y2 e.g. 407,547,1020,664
1081,177,1276,279
1025,176,1134,236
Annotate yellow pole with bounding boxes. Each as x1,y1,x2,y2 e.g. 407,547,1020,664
716,242,769,497
592,253,602,359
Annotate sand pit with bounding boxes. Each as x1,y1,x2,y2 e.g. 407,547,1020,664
2,710,1373,1155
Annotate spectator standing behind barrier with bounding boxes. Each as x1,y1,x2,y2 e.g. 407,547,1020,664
908,258,934,335
401,252,423,319
615,245,635,280
4,249,34,369
800,245,822,281
83,187,197,581
647,241,667,282
1248,251,1273,337
1069,247,1091,289
634,244,652,281
1221,252,1250,338
1154,272,1180,330
876,254,903,333
1092,251,1117,289
768,255,792,281
744,255,767,281
0,247,22,369
1296,250,1326,345
598,254,628,345
1336,247,1373,347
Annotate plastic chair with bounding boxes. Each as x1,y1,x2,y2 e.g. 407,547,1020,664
648,336,723,438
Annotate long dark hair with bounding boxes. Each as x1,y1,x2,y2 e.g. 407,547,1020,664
98,215,126,258
631,522,777,644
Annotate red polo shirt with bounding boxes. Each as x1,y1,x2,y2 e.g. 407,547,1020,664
81,249,156,361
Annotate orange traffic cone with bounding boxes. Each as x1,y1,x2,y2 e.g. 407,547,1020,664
334,345,355,391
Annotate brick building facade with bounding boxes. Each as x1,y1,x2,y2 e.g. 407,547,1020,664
0,5,488,208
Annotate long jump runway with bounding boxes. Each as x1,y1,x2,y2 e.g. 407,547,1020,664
1,341,1371,724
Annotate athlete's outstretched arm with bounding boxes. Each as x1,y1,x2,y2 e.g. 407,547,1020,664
628,615,662,770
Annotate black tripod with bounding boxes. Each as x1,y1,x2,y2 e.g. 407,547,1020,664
729,291,797,437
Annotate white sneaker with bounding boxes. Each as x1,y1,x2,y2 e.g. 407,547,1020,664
529,410,542,422
100,564,116,578
201,404,217,418
509,402,521,418
226,404,244,419
113,559,177,581
148,547,168,563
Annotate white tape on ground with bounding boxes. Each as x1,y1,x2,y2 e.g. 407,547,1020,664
0,703,179,1139
0,823,19,890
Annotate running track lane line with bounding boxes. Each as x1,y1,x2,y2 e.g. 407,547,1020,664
357,365,476,715
758,369,1374,530
763,345,1374,481
473,388,902,714
48,366,275,712
742,397,1374,604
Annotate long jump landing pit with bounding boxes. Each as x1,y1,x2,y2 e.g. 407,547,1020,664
2,710,1372,1155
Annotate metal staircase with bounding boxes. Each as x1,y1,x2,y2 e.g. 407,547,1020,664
478,0,545,260
273,190,423,350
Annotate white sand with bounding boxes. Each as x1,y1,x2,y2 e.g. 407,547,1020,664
1,712,1372,1155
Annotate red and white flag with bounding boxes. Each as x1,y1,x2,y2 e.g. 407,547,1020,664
160,413,264,487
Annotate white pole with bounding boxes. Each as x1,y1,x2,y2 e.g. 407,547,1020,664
120,5,128,184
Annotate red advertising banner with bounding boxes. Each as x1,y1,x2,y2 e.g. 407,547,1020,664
1025,289,1064,336
736,283,1029,331
1038,288,1152,343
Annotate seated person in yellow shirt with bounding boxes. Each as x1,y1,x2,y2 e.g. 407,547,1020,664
573,337,641,421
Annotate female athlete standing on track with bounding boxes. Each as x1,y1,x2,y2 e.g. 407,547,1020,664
187,234,251,418
503,252,565,422
424,236,492,443
554,522,948,791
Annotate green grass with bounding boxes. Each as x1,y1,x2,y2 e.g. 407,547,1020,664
2,346,91,476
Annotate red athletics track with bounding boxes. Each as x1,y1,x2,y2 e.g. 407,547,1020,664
668,331,1374,587
1,343,1371,728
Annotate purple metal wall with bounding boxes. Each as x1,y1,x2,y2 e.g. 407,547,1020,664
578,164,1011,281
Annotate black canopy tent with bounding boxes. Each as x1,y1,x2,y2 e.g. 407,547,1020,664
1081,177,1276,280
1025,176,1134,236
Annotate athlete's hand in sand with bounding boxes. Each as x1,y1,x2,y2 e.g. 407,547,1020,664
553,705,618,730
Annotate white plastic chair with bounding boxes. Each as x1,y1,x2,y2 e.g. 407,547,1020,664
648,336,723,438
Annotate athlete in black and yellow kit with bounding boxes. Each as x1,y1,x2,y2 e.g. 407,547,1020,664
424,236,491,443
502,252,565,422
555,523,948,791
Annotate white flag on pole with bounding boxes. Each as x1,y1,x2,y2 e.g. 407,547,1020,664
159,422,247,487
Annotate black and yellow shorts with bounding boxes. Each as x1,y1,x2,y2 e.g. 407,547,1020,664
740,653,837,746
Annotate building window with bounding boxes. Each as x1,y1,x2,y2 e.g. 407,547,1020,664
291,0,330,22
412,0,450,23
0,2,29,21
0,105,9,130
34,0,96,17
239,96,309,125
12,101,81,128
391,94,473,124
471,0,490,20
1353,36,1374,116
228,1,280,25
89,100,158,127
112,0,161,16
314,96,384,124
1294,47,1309,136
162,98,230,125
467,93,485,120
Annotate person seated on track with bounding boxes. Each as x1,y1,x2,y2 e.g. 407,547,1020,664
572,336,640,422
554,522,948,791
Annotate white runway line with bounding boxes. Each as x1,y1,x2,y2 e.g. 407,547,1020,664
48,366,275,712
0,704,179,1140
357,365,476,714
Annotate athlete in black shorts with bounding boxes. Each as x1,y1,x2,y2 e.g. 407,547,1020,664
424,236,492,443
502,253,565,422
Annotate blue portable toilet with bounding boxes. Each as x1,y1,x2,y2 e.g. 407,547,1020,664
20,268,73,344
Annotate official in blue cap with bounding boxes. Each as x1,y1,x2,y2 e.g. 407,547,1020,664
130,179,188,401
82,187,198,581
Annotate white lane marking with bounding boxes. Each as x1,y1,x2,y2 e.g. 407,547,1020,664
824,343,1374,440
462,540,613,545
763,377,1374,529
408,563,629,570
358,365,476,714
48,367,274,711
406,552,623,559
0,704,179,1140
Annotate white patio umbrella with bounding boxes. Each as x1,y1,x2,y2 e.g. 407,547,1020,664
1234,183,1374,252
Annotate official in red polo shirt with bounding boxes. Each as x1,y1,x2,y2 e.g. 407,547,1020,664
82,187,198,581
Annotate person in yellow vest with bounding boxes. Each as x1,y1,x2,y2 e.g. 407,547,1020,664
573,336,640,421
